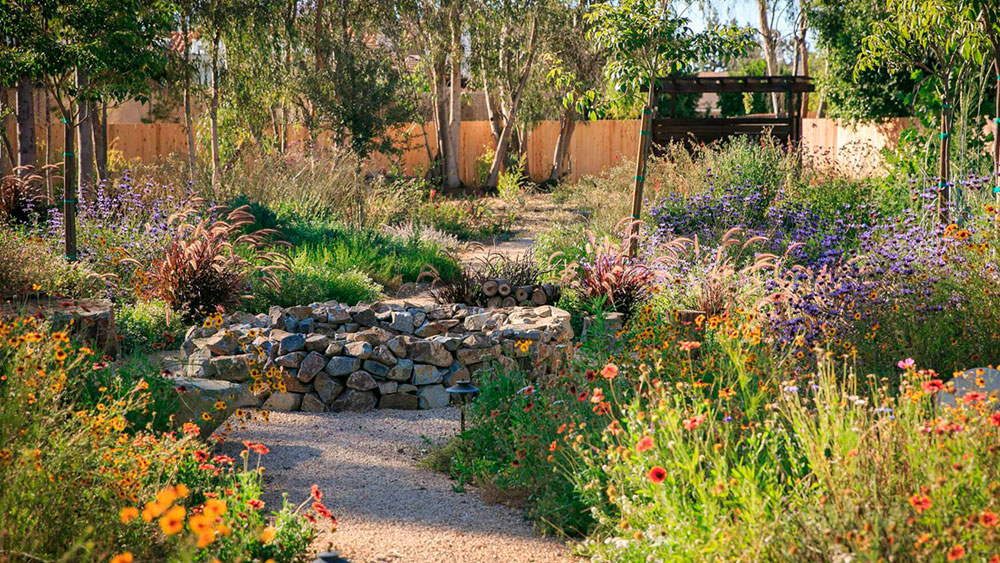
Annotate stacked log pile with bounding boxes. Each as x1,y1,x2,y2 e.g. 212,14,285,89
480,280,560,309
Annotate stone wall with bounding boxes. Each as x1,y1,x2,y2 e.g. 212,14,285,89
177,301,574,417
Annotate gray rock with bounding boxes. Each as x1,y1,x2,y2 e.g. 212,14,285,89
305,333,330,352
429,334,462,352
172,377,262,439
275,352,306,368
387,335,410,358
204,332,239,356
410,310,427,327
362,359,391,378
205,354,254,382
301,393,327,412
297,351,327,382
347,370,378,391
344,341,373,360
263,392,303,411
445,361,471,386
313,373,345,403
342,322,360,333
352,327,392,346
296,318,315,333
397,383,418,394
277,333,306,355
327,308,352,324
283,316,298,333
417,385,450,409
411,340,453,368
372,345,398,366
330,389,376,412
379,392,419,410
350,306,377,327
414,321,445,338
282,373,312,393
377,380,398,395
389,311,415,333
461,333,492,349
287,305,313,320
413,364,443,385
464,312,493,331
324,341,345,357
325,356,361,377
386,359,414,382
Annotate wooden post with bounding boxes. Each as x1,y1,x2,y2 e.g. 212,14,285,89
627,81,657,257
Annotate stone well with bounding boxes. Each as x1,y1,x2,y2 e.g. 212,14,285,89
172,301,574,431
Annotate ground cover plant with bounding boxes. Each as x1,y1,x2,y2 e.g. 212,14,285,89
0,316,330,561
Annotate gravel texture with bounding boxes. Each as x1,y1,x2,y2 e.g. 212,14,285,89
225,408,574,563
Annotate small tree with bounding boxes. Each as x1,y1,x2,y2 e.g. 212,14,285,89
972,0,1000,203
586,0,754,255
857,0,980,219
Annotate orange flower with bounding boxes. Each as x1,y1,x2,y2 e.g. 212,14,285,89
909,493,932,514
636,436,655,453
203,498,227,518
260,525,277,543
119,506,139,523
982,510,999,527
158,505,186,536
647,466,667,484
601,363,619,380
189,513,214,535
947,545,966,561
678,341,701,352
110,553,133,563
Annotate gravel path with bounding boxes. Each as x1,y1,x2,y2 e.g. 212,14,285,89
224,409,575,563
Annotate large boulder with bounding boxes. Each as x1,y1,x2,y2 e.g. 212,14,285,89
330,389,376,413
172,377,262,439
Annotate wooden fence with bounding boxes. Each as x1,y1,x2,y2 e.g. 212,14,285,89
7,118,914,184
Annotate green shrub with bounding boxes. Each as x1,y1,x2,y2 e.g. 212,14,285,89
116,299,186,356
414,199,512,241
247,251,382,312
0,229,99,297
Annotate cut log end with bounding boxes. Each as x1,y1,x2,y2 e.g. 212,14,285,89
496,278,512,297
501,296,517,308
531,287,547,306
486,296,503,309
514,286,532,302
482,280,499,297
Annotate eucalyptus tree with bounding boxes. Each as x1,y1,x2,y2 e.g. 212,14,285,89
587,0,754,254
971,0,1000,201
543,0,605,182
858,0,981,218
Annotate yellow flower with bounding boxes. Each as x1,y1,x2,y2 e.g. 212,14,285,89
213,400,226,411
260,525,277,543
158,505,186,536
119,506,139,523
202,412,213,421
156,486,178,507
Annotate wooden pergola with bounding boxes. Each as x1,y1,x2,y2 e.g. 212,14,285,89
624,75,814,257
643,75,815,149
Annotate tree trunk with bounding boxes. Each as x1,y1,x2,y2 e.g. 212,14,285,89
183,15,197,183
486,16,538,190
757,0,782,113
444,17,462,191
93,102,108,181
76,68,96,201
627,84,657,257
16,79,36,176
994,59,1000,205
210,29,222,191
62,107,78,261
796,5,810,116
549,107,576,182
432,58,448,186
482,62,502,145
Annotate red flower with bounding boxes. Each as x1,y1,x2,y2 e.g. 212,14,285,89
523,402,534,413
577,390,589,401
212,455,235,465
250,443,269,455
947,545,966,561
193,450,210,462
311,484,323,501
982,510,998,527
921,380,945,393
592,401,611,415
962,392,987,405
683,414,706,431
647,466,667,484
313,502,333,519
636,436,655,453
909,493,932,513
248,499,265,510
990,413,1000,427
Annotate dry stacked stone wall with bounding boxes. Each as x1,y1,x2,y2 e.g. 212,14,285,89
178,301,574,414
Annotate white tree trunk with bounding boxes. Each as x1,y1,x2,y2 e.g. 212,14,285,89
757,0,782,113
76,68,96,201
15,79,36,175
444,23,462,191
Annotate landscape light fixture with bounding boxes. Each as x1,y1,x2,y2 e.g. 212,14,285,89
445,380,479,432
